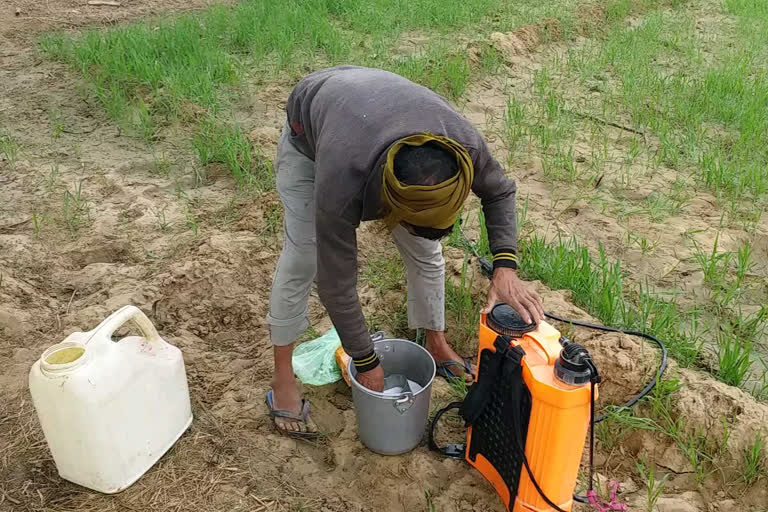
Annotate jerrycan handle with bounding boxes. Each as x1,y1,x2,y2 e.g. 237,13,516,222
86,305,163,347
522,332,559,365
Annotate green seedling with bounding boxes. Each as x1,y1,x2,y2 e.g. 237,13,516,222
645,377,682,422
262,204,283,238
519,232,702,366
543,90,565,122
152,152,173,177
476,42,503,76
44,164,60,193
732,306,768,343
677,429,716,484
447,211,465,250
185,206,200,239
450,210,491,260
425,489,436,512
364,255,406,295
392,47,470,100
752,379,768,401
624,137,642,166
49,108,65,139
448,375,469,401
533,68,553,98
154,207,173,232
711,280,742,311
504,97,528,157
542,144,579,183
62,181,91,236
590,6,768,203
194,118,273,189
134,98,156,143
517,195,532,237
743,435,766,486
595,408,654,451
636,457,669,512
643,191,687,222
637,237,659,255
717,416,731,461
627,232,659,254
692,233,732,289
366,302,409,340
215,197,242,227
0,132,19,162
36,0,592,180
728,200,764,234
735,242,755,287
446,251,479,354
716,330,753,387
32,210,45,237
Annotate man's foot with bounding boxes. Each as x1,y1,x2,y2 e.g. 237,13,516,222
267,376,318,437
425,331,475,383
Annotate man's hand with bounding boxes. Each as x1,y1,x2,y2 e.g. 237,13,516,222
483,267,544,324
356,365,384,392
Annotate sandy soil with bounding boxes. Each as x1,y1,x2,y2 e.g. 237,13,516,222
1,3,767,512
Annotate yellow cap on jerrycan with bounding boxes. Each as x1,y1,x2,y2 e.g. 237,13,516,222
466,304,597,512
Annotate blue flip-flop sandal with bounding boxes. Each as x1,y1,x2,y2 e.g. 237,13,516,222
436,358,475,382
265,389,319,439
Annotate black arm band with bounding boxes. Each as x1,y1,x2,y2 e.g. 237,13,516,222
353,351,380,373
492,248,518,270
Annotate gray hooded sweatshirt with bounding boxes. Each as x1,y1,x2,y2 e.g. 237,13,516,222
284,66,518,358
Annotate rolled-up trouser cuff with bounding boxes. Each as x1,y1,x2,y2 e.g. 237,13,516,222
267,311,309,346
407,300,445,332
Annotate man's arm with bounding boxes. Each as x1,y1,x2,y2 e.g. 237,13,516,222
471,146,519,267
471,146,544,324
314,211,371,358
315,209,385,390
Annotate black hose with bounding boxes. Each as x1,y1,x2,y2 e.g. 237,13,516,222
542,311,668,424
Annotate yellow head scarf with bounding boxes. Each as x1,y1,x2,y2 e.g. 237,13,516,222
381,133,474,230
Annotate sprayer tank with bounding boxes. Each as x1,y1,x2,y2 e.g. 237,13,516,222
468,312,595,512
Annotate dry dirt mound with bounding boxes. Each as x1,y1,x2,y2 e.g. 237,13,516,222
487,19,563,63
476,2,607,67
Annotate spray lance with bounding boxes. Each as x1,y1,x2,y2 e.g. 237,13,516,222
428,228,668,512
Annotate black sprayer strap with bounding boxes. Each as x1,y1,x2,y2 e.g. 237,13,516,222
458,335,512,426
429,336,515,460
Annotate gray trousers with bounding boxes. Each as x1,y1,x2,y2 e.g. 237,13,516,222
267,124,446,345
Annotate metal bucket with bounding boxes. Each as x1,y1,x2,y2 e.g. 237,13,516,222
349,334,436,455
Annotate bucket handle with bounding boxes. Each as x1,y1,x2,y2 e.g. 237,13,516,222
86,305,163,347
370,331,386,342
393,392,414,414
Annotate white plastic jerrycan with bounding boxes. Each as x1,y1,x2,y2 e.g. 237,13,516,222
29,305,193,494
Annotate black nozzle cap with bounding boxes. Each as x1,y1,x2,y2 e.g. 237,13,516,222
554,343,600,385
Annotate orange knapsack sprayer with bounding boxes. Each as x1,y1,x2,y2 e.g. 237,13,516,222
430,303,628,512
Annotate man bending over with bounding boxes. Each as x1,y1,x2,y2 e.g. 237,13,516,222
265,66,544,437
